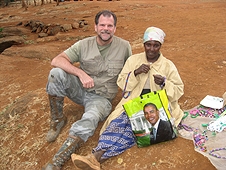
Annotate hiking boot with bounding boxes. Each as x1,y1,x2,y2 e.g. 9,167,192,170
46,115,67,142
71,153,100,170
42,136,84,170
46,95,67,142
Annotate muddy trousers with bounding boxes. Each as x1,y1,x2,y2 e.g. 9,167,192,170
46,68,112,142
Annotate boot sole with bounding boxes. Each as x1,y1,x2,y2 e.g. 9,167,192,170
71,154,100,170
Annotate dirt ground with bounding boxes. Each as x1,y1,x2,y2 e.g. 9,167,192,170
0,0,226,169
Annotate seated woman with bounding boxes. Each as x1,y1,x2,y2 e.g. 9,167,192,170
71,26,184,170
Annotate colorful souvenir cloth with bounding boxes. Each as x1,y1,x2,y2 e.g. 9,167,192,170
178,105,226,170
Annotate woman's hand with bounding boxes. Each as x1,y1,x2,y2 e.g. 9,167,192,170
134,64,150,76
153,74,165,86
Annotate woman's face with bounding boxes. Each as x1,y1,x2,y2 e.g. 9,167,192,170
144,105,159,126
144,40,161,62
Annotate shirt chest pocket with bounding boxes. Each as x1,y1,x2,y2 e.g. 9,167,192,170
81,59,100,75
108,62,124,77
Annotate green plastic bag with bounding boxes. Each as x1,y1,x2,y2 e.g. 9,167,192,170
123,89,177,147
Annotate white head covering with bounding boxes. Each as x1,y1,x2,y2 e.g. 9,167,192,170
143,27,166,44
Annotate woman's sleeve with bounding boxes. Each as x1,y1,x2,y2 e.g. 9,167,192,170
164,62,184,103
117,57,140,92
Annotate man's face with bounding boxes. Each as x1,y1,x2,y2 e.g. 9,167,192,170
95,15,116,45
144,40,161,62
144,105,159,126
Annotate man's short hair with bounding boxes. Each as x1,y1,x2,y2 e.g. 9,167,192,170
95,10,117,26
143,103,158,111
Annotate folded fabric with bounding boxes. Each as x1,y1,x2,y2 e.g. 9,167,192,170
200,95,224,109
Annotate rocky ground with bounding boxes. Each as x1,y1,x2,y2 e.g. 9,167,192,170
0,0,226,169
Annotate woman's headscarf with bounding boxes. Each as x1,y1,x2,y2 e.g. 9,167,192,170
143,27,166,44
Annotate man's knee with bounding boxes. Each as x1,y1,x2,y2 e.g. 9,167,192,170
48,68,65,82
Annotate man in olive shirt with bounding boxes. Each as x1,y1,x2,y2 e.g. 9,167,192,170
43,10,132,170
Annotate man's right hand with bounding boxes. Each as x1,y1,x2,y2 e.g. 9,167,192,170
78,72,94,89
51,52,95,88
